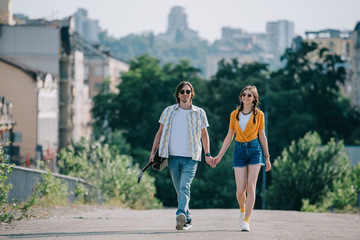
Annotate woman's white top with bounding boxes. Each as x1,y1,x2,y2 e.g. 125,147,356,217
239,112,252,132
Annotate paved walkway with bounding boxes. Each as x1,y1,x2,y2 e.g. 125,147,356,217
1,207,359,240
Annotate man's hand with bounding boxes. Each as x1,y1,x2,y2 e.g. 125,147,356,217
205,156,216,168
149,152,155,163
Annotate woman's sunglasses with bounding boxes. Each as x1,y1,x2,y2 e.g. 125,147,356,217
242,93,253,98
180,90,191,95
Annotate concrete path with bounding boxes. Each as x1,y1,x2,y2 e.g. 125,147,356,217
1,207,359,240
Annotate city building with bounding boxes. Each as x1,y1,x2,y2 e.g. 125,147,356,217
73,8,100,44
305,29,353,98
77,40,129,97
205,52,264,79
0,18,91,151
0,95,16,161
0,57,58,166
220,27,267,51
0,3,130,158
158,6,199,42
205,27,267,78
0,0,15,25
305,29,352,61
266,20,295,54
351,22,360,110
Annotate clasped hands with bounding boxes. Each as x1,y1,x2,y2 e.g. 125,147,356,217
205,155,222,168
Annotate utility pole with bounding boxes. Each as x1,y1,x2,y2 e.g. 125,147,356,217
262,74,270,209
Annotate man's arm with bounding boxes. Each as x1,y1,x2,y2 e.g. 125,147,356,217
149,124,164,162
201,128,215,168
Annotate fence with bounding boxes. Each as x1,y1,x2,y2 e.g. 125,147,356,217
6,166,93,203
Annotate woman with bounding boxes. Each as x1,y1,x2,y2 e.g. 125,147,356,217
214,85,271,232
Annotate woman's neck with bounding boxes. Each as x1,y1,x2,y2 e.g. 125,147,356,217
242,105,252,113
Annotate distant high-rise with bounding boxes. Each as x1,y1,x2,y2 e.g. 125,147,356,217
158,6,199,42
266,20,295,54
167,6,188,33
73,8,99,44
0,0,15,25
352,22,360,110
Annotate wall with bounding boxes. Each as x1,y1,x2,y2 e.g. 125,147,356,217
6,166,93,203
0,61,37,161
345,146,360,166
0,25,60,75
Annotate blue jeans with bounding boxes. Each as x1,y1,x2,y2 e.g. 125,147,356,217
168,155,198,222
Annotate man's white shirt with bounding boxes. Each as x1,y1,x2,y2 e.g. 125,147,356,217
169,108,192,157
158,104,209,161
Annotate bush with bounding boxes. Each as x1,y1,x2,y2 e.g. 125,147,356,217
34,169,70,206
58,138,161,209
0,137,15,223
266,132,350,210
308,162,360,212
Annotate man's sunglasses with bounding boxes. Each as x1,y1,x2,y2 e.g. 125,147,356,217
180,90,191,95
242,93,253,98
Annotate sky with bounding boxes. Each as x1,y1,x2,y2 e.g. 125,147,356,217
12,0,360,42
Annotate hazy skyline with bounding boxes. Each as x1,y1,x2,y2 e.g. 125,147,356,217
12,0,360,42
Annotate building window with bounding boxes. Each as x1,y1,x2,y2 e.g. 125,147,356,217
329,41,334,53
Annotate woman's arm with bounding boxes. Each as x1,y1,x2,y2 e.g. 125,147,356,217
214,129,235,165
259,129,271,172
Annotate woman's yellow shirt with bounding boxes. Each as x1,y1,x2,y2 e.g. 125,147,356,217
229,109,265,143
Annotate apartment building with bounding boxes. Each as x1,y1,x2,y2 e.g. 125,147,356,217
0,57,57,165
266,20,295,55
0,19,90,150
305,29,353,98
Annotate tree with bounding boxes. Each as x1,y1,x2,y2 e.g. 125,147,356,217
268,41,360,158
266,132,349,210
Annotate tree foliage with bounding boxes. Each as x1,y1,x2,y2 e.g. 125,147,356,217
268,41,360,157
91,41,360,209
266,132,350,210
58,138,161,209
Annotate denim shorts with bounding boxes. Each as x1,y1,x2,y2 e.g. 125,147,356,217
233,139,264,168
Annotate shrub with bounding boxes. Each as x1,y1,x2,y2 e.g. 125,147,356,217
58,138,161,209
0,137,15,223
34,169,70,206
266,132,349,210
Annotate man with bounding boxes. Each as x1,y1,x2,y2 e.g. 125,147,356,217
149,81,215,230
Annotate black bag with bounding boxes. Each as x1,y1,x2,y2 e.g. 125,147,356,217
138,148,168,183
152,148,168,171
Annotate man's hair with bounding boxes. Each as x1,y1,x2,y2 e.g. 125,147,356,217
174,81,195,103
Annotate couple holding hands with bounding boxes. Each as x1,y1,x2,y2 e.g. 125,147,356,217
149,81,271,232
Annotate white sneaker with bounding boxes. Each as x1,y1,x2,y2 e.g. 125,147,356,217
183,221,192,230
176,213,186,230
239,212,245,223
241,221,250,232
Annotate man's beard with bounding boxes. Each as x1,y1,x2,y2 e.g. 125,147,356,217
181,98,190,103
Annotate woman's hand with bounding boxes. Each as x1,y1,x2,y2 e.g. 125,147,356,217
213,155,222,166
265,158,271,172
